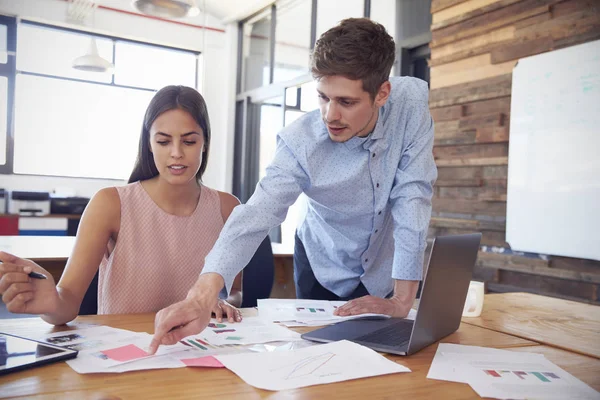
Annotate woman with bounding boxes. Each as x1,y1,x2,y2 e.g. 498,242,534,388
0,86,243,325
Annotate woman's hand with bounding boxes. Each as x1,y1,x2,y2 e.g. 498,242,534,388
0,251,60,315
211,299,243,323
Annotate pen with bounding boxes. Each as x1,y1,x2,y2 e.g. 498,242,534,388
28,271,47,280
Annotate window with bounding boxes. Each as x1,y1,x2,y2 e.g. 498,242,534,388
316,0,364,38
0,24,8,64
3,21,201,180
242,9,272,91
0,15,16,172
0,76,7,166
273,0,312,84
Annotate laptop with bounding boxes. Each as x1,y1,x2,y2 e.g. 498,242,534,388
301,233,482,355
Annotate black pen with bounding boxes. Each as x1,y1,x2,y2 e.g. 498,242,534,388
28,271,47,280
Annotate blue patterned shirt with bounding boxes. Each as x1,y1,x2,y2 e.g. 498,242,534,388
203,76,437,298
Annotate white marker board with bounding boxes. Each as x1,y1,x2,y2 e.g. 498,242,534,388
506,40,600,261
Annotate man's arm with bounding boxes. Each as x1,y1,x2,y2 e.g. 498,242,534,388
200,139,309,296
389,98,437,285
150,138,309,352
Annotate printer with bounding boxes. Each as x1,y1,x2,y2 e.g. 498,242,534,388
50,196,90,215
9,191,51,216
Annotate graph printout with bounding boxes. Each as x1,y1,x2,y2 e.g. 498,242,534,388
199,317,301,346
457,353,600,399
215,340,410,391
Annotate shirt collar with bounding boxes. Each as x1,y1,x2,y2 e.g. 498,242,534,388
370,105,386,140
343,106,386,150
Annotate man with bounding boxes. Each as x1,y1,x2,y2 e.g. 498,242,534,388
149,18,436,353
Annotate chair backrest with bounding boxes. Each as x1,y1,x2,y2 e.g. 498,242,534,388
79,270,99,315
77,236,276,314
241,236,275,308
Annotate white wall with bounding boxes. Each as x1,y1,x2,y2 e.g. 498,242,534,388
0,0,235,197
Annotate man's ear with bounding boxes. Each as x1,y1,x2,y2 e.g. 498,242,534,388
375,80,391,108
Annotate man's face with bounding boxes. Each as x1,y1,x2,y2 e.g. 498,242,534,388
316,75,389,143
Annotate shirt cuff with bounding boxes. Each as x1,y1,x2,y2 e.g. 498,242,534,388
392,251,425,281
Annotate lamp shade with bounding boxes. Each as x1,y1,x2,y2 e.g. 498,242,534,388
132,0,200,18
72,37,114,73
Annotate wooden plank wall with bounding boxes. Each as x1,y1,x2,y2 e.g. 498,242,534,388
428,0,600,304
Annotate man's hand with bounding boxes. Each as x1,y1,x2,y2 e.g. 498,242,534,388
333,280,419,318
149,273,224,354
333,295,411,318
211,299,242,323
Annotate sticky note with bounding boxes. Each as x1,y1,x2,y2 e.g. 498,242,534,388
101,344,149,362
181,356,225,368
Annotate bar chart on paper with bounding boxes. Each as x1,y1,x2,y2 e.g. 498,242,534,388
483,369,561,382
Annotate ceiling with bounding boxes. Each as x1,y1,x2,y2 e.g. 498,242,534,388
97,0,275,23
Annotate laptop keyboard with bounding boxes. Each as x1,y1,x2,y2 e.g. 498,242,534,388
355,321,413,347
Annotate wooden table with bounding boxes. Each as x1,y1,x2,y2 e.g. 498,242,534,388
461,292,600,359
2,295,599,399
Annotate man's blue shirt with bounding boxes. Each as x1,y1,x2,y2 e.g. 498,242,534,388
203,76,437,298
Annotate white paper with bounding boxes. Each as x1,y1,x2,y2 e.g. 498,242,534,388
257,298,401,327
427,343,518,383
215,340,410,391
196,317,301,346
459,353,600,400
38,326,187,374
428,344,600,399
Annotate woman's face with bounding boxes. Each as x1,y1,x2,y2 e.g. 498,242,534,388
149,108,205,186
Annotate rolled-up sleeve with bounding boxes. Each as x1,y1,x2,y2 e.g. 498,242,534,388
389,101,437,281
201,137,309,295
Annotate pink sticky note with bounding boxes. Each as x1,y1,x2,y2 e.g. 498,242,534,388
181,356,225,368
101,344,149,362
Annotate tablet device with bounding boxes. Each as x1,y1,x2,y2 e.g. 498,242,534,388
0,332,78,375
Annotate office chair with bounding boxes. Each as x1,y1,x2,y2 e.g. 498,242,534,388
79,270,99,315
241,236,275,308
77,236,275,314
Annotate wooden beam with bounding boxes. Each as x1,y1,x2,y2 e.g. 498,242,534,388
430,25,516,64
432,0,522,29
430,74,512,108
430,54,517,90
433,142,508,160
431,105,465,121
491,36,554,63
431,0,551,47
436,178,484,187
462,97,512,117
460,112,505,130
433,197,507,216
431,0,471,14
430,216,506,231
476,126,510,143
479,193,508,201
516,10,600,41
430,226,509,246
550,0,598,18
435,156,509,167
435,130,478,146
437,186,507,201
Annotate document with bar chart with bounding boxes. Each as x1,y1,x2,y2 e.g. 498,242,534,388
458,352,600,399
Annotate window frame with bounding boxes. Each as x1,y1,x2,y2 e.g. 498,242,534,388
0,19,201,179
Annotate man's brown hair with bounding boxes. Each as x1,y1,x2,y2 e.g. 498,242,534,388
311,18,395,99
